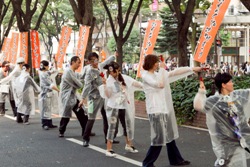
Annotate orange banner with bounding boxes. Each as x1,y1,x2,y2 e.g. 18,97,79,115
8,32,19,64
76,25,90,72
20,32,28,63
30,30,41,68
56,26,72,68
1,37,11,62
100,50,107,62
194,0,231,63
137,20,161,77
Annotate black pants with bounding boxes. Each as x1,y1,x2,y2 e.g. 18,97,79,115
142,140,184,167
83,105,108,142
16,112,29,123
59,100,88,135
114,109,127,138
9,100,17,117
0,102,5,115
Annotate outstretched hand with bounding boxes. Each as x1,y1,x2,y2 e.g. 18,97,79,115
199,81,206,90
192,67,202,73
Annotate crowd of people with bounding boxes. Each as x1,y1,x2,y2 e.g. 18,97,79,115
1,52,250,166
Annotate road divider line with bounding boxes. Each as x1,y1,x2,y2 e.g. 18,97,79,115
4,114,16,120
66,138,142,166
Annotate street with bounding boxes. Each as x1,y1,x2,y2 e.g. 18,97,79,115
0,103,225,167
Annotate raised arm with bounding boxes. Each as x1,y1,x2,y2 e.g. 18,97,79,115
168,67,201,83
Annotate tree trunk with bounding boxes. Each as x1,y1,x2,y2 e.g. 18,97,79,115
177,27,189,66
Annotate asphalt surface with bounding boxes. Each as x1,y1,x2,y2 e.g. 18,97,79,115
0,100,245,167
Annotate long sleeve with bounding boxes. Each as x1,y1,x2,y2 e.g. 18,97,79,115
168,67,193,83
0,65,20,84
63,70,83,89
99,55,115,71
193,88,207,113
81,71,93,99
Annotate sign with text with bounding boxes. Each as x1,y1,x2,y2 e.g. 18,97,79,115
20,32,29,63
137,20,161,77
8,32,19,64
30,30,41,68
194,0,231,63
56,26,72,68
76,25,90,72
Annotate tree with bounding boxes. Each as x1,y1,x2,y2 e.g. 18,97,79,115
164,0,196,66
155,7,178,56
241,0,250,11
68,0,95,61
0,0,14,50
11,0,49,67
100,0,144,67
37,0,74,59
107,27,140,64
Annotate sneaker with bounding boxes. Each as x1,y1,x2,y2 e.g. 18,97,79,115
105,150,116,157
43,126,49,130
58,134,64,138
125,144,138,153
23,122,30,125
83,140,89,147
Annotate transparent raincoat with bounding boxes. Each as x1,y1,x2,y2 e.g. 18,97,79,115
14,70,41,115
194,89,250,167
141,67,194,146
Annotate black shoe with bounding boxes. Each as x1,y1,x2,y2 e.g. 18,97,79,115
83,140,89,147
49,125,58,128
58,134,64,138
113,140,120,144
172,160,191,166
43,126,49,130
90,132,96,136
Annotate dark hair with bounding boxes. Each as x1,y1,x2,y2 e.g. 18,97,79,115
2,61,10,67
104,61,126,86
22,64,30,71
142,54,159,70
40,60,49,71
70,56,80,65
214,73,232,93
87,52,99,61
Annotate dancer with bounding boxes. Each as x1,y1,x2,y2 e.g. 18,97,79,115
79,52,117,147
38,60,59,130
0,57,25,118
99,61,142,157
141,54,201,166
15,64,41,124
58,56,88,137
194,72,250,167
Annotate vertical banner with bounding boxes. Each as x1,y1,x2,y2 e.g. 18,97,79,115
136,20,161,77
194,0,231,63
76,25,90,72
100,50,107,62
56,26,72,68
8,32,19,64
20,32,29,63
30,30,41,68
0,37,11,62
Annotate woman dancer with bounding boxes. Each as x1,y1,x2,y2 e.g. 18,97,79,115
141,54,201,166
99,61,142,157
38,60,59,130
194,72,250,166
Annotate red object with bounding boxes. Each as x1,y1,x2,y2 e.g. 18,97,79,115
202,67,209,71
199,77,203,82
159,55,164,62
99,72,105,78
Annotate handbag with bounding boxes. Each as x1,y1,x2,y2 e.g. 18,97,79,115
0,84,10,94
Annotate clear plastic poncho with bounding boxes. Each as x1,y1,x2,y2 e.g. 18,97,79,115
194,89,250,167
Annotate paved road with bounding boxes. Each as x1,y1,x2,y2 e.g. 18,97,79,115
0,101,239,167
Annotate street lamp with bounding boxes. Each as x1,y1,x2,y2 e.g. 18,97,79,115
232,31,241,70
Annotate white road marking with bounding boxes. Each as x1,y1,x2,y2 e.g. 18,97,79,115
4,114,16,120
66,138,142,166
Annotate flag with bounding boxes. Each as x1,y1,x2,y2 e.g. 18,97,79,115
194,0,231,63
136,20,161,77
